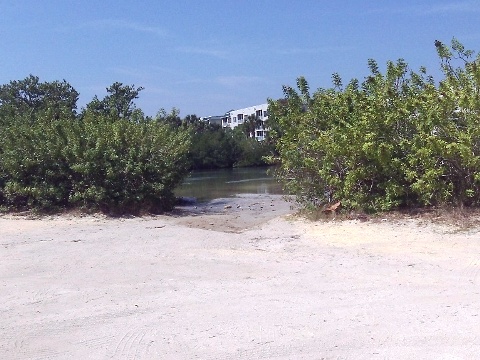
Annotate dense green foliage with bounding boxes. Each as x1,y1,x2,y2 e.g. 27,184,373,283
268,39,480,212
230,126,276,167
83,82,145,120
189,124,239,169
0,76,274,214
156,111,276,170
0,81,190,214
0,75,78,124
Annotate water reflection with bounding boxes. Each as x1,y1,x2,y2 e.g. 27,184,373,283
175,167,283,202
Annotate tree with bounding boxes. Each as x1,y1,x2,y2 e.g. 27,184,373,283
0,75,79,123
154,107,182,128
269,39,480,211
84,82,144,119
242,114,263,138
183,114,201,127
0,78,193,214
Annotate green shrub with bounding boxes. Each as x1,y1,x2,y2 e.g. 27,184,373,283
1,115,73,210
269,39,480,212
0,113,191,214
69,113,191,214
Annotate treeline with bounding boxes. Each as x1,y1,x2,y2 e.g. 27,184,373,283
0,77,273,214
154,111,275,170
268,39,480,212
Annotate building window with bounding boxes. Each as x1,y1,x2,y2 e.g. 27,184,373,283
238,114,243,121
233,116,237,122
263,110,268,117
256,109,263,118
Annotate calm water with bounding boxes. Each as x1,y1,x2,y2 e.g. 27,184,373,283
175,167,283,202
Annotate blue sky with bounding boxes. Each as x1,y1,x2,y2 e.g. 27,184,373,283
1,1,479,117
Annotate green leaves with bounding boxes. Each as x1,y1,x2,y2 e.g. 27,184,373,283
0,75,196,214
0,75,78,124
271,38,480,212
0,105,191,214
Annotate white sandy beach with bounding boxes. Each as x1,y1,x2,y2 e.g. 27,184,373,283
1,194,480,359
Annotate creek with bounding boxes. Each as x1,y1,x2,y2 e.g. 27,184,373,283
175,166,283,202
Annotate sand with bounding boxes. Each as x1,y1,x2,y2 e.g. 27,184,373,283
1,194,480,359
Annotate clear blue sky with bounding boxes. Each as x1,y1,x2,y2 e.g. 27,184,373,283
1,1,479,117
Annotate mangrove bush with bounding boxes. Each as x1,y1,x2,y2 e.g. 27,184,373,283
0,80,191,214
268,39,480,212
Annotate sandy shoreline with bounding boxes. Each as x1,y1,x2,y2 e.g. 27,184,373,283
1,194,480,359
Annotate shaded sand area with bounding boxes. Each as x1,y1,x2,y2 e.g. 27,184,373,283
1,194,480,359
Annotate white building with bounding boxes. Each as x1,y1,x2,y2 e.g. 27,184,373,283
222,103,269,141
200,115,223,126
